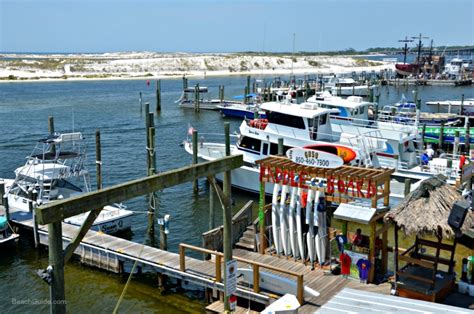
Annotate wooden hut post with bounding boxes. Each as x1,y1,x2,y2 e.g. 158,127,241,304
368,219,376,283
394,224,399,291
431,227,443,290
259,172,266,254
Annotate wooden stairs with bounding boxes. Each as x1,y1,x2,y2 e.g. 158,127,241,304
235,225,256,251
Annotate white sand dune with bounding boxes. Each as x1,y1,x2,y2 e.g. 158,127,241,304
0,52,393,82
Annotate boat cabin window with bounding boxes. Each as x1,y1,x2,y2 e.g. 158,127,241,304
319,114,327,125
54,179,83,192
266,111,305,129
262,143,269,155
360,106,365,114
238,136,261,154
269,143,291,156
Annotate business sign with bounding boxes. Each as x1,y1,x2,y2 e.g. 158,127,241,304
286,148,343,169
226,259,238,296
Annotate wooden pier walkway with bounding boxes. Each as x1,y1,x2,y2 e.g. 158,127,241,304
9,208,392,312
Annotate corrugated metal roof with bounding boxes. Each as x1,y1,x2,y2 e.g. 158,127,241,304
317,288,471,313
333,203,376,224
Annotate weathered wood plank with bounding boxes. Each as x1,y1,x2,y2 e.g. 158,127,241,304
36,155,243,224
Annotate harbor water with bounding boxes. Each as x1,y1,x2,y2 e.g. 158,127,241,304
0,76,472,312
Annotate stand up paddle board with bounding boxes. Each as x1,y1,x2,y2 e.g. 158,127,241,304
306,190,315,266
288,187,299,259
296,188,306,260
272,183,281,254
280,184,290,256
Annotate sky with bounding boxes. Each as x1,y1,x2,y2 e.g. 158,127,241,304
0,0,473,53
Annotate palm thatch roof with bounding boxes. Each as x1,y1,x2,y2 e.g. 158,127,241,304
384,175,473,239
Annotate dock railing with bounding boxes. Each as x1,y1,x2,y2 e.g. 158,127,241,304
179,243,305,305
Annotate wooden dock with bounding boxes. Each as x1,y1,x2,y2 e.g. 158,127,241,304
9,208,392,312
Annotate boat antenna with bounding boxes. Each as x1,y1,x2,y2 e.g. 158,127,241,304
398,36,414,64
291,33,296,77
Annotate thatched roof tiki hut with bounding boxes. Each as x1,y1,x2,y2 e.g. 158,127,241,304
384,175,473,302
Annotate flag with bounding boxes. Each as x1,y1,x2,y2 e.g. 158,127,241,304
187,124,196,136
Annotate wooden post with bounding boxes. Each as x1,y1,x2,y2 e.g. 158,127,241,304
464,122,470,154
394,224,399,292
252,264,260,293
192,130,198,193
278,138,284,156
246,75,251,99
49,221,66,313
244,85,249,105
219,85,225,103
95,130,102,190
252,79,256,94
156,79,161,113
139,92,143,114
1,182,9,221
159,224,167,251
368,220,376,283
215,255,222,282
431,228,443,290
454,130,460,156
382,227,388,274
403,179,411,196
421,123,426,148
147,112,157,236
223,122,232,312
439,122,444,151
179,245,185,271
209,182,215,230
194,84,200,113
30,189,40,248
145,103,151,171
259,177,266,254
297,274,304,305
48,116,56,155
461,93,465,115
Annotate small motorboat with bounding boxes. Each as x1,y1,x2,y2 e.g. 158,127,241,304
0,216,19,246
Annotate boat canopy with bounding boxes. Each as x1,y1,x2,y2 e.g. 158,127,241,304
233,93,257,100
260,102,339,119
14,163,76,181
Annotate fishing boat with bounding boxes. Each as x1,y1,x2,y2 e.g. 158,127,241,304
182,100,419,195
322,76,370,97
176,86,239,110
217,93,266,119
425,98,474,116
0,215,19,246
2,132,133,234
379,96,461,126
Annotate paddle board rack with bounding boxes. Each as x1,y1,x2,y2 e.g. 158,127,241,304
255,155,394,282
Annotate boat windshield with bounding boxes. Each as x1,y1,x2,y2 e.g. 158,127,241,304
266,111,305,129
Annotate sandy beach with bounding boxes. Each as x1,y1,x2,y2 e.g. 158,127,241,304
0,52,394,83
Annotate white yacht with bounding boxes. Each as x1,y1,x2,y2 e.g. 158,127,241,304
2,132,134,234
307,92,371,124
183,101,422,195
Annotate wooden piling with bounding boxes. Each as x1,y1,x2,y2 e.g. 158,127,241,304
49,221,66,313
421,123,426,148
1,182,9,221
147,112,157,236
258,179,266,254
192,130,198,193
182,76,188,101
219,85,224,103
156,79,161,113
159,224,167,251
439,122,444,151
209,182,215,230
454,131,460,155
95,130,102,190
460,94,465,115
223,122,232,312
48,116,56,155
194,84,200,113
139,92,143,114
29,189,40,248
404,179,412,196
465,122,471,154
